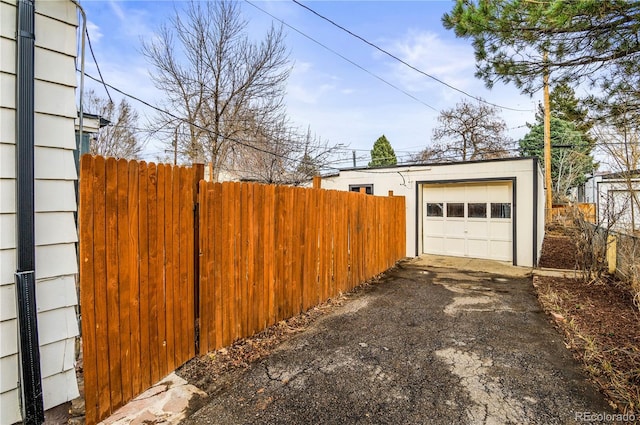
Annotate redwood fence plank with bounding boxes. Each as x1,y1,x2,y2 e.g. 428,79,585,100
185,168,196,361
171,166,182,365
137,161,151,390
93,156,110,421
79,155,97,424
264,184,276,327
240,183,249,339
105,157,123,411
178,167,191,363
155,164,167,377
116,159,132,404
253,185,265,333
232,182,242,341
147,163,160,384
198,181,209,354
221,183,232,346
164,166,176,370
127,160,141,396
212,183,224,349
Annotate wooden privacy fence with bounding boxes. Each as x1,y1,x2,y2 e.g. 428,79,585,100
197,181,406,353
79,155,406,424
79,156,201,424
550,203,596,224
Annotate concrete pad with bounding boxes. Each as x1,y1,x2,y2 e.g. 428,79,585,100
98,373,206,425
413,254,533,278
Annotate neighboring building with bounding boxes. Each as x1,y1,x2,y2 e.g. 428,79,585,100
321,157,545,267
1,0,80,423
581,171,640,233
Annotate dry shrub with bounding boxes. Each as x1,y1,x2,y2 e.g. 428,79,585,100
615,234,640,309
570,206,609,283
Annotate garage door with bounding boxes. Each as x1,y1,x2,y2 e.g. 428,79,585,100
422,182,512,262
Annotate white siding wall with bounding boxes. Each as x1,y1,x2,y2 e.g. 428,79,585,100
0,1,79,423
593,179,640,232
321,158,545,267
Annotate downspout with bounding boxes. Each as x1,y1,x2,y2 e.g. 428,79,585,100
70,0,85,155
15,0,45,424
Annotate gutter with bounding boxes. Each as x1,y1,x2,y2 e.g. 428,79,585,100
15,0,45,423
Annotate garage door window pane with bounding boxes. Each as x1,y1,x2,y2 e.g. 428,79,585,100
447,203,464,217
468,203,487,218
491,203,511,219
426,203,443,217
349,184,373,195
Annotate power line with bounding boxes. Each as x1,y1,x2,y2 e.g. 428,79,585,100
81,71,350,171
85,25,112,104
291,0,532,113
245,0,438,112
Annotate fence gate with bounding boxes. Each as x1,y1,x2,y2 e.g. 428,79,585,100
78,156,201,424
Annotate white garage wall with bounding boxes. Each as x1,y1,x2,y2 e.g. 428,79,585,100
321,157,544,267
0,1,79,423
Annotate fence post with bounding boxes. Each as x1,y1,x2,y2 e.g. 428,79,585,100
313,175,321,189
192,163,205,354
388,190,394,197
607,234,617,275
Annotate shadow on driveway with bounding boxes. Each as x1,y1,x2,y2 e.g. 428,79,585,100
182,258,613,425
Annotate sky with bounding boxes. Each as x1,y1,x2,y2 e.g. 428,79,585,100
78,0,543,168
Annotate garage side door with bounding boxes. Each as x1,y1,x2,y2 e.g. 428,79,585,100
422,182,512,262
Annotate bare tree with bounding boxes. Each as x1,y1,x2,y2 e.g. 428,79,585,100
230,116,342,185
84,89,144,159
593,124,640,233
409,143,447,163
142,0,290,179
424,99,513,162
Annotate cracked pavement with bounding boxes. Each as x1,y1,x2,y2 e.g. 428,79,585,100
181,258,613,425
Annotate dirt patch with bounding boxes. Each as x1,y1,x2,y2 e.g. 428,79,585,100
535,227,640,413
539,227,579,269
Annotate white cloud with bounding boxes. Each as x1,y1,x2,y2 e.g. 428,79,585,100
288,82,335,105
383,30,477,95
86,21,103,43
288,61,344,104
108,0,125,21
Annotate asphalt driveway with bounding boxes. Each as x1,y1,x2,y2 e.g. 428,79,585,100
181,257,613,425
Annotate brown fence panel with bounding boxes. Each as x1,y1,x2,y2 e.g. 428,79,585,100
197,181,406,354
551,203,596,224
79,156,197,424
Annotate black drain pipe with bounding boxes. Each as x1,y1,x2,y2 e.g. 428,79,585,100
15,0,45,423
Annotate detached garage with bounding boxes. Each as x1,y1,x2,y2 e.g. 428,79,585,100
320,157,545,267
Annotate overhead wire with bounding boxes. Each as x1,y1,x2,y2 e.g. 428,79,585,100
245,0,438,112
85,24,112,104
77,2,545,172
290,0,532,113
81,71,355,171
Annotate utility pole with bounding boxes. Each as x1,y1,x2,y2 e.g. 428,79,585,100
173,127,178,166
543,51,552,222
352,150,356,168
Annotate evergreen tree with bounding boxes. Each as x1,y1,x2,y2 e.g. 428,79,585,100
519,117,596,202
443,1,640,121
537,83,593,136
369,135,397,167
